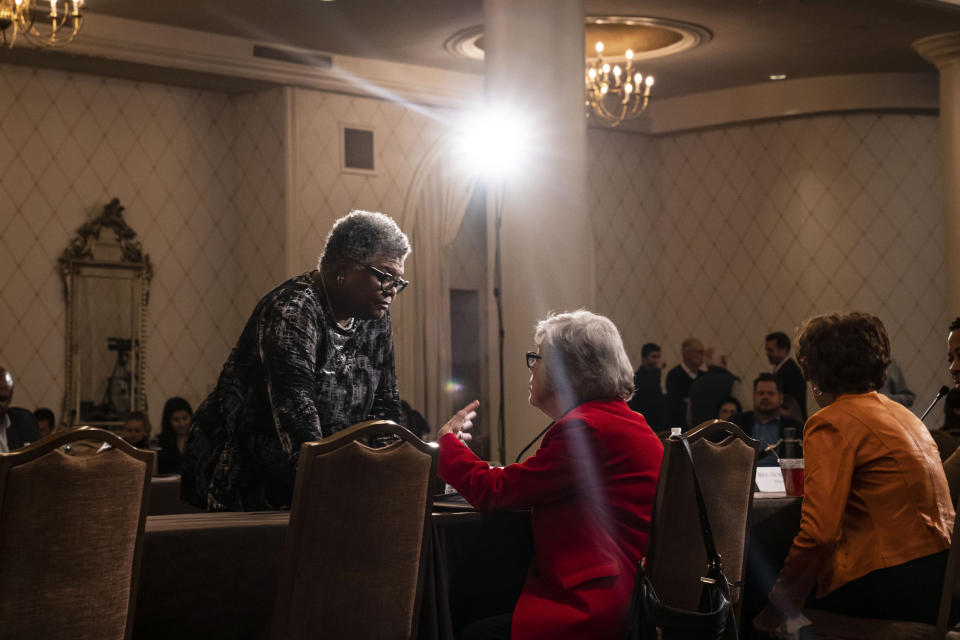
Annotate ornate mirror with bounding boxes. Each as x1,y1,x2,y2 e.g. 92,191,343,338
59,199,152,428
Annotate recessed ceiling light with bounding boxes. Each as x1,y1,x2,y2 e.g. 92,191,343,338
769,74,787,81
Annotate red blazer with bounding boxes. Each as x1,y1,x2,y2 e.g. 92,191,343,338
438,398,663,640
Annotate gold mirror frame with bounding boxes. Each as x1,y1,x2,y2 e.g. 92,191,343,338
58,198,152,428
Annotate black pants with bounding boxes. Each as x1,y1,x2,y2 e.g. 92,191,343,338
807,550,949,624
457,613,512,640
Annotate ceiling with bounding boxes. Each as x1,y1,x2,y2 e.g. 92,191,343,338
9,0,960,100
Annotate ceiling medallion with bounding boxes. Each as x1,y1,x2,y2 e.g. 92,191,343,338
445,16,710,126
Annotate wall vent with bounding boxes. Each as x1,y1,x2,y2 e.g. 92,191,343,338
343,127,375,172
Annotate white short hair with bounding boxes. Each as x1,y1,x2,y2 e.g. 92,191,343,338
319,210,410,269
534,310,634,403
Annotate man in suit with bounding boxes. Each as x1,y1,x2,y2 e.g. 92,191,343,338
665,338,706,429
731,373,803,465
765,331,807,420
687,347,744,426
627,342,666,430
0,367,40,452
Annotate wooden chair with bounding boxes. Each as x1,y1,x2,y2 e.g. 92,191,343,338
270,420,438,640
0,426,154,640
645,419,760,637
801,497,960,640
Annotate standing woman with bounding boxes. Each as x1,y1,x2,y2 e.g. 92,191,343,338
754,312,953,633
182,210,410,511
439,310,663,640
157,397,193,475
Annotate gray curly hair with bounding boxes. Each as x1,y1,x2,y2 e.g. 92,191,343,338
318,210,410,270
534,309,634,403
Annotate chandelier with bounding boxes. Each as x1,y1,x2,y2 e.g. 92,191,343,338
0,0,84,49
584,41,655,126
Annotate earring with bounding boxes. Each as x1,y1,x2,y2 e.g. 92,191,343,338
337,274,345,285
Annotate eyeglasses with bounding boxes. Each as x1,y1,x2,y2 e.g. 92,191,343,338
364,265,409,294
525,351,542,369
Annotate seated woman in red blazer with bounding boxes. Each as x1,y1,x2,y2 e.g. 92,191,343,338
438,309,664,640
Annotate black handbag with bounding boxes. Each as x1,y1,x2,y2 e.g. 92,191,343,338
625,436,736,640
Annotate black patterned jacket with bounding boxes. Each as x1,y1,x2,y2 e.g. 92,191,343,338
181,271,401,511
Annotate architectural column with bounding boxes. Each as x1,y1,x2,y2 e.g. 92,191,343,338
484,0,593,462
915,32,960,319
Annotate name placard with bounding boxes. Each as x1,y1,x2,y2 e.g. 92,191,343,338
756,466,786,493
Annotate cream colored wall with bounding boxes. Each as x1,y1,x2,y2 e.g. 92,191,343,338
591,114,947,416
0,61,949,435
0,64,285,424
287,88,447,274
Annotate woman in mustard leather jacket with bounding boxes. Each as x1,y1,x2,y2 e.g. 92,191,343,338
755,312,954,633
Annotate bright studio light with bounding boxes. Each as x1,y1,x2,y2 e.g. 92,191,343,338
455,107,529,179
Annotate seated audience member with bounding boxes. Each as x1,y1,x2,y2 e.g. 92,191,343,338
33,407,55,439
731,373,803,465
932,389,960,462
878,357,916,408
687,347,742,426
937,318,960,500
627,342,665,429
754,313,953,634
438,310,663,640
665,337,705,429
121,411,152,449
157,397,193,475
765,331,807,420
716,396,741,421
0,367,40,452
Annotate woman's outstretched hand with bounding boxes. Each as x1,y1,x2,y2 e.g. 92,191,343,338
439,400,479,442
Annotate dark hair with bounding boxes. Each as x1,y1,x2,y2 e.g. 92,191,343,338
765,332,790,351
641,343,661,358
753,372,781,392
33,407,55,425
124,410,151,432
716,396,742,416
945,389,960,430
158,397,193,452
796,312,891,395
951,317,960,332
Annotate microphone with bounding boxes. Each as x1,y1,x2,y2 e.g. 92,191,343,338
920,385,951,422
514,421,554,463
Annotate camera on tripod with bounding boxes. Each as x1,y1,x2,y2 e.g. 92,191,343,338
107,337,132,352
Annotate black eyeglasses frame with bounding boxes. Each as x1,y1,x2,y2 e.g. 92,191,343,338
364,264,409,294
525,351,542,369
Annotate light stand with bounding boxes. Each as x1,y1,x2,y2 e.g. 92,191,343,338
492,183,506,465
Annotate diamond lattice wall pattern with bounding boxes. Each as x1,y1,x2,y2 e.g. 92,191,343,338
590,114,946,416
0,64,285,423
0,59,949,432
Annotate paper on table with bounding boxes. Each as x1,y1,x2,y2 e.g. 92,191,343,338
756,466,786,493
776,612,812,638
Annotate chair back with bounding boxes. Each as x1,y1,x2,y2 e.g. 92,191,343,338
931,501,960,638
646,420,759,612
270,420,437,640
0,426,154,640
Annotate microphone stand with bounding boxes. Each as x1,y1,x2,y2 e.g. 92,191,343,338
920,385,951,422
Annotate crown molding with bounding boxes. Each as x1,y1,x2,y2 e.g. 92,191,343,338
627,72,939,135
29,12,482,107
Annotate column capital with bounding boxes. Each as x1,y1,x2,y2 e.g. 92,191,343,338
913,31,960,68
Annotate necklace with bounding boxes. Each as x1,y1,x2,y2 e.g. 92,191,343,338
316,270,354,330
